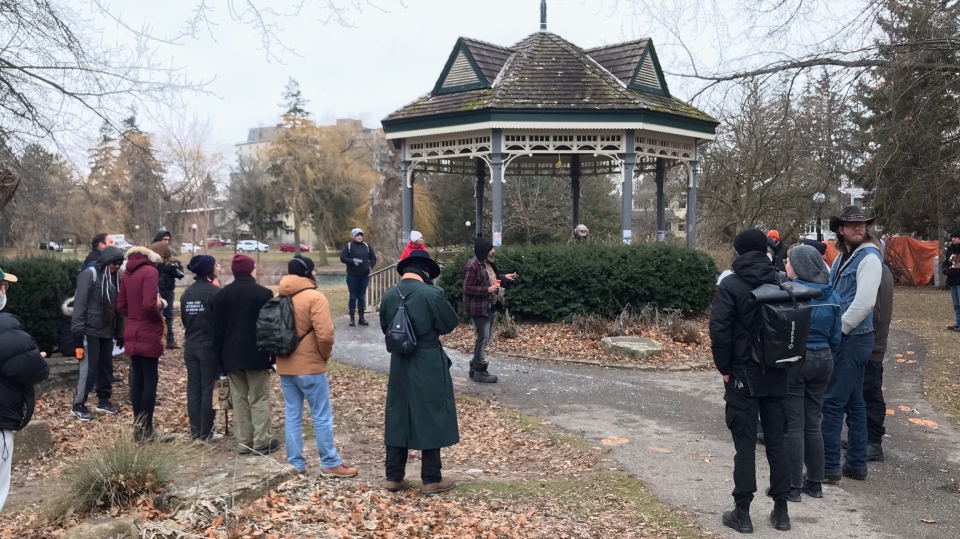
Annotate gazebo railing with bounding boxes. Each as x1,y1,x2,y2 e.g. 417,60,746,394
366,263,399,311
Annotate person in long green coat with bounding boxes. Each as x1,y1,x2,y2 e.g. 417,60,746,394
379,250,460,495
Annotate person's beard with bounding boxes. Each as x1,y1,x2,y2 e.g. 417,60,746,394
841,233,865,251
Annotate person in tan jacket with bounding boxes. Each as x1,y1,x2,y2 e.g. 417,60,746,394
276,255,358,478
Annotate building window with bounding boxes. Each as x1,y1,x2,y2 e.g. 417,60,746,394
665,222,672,232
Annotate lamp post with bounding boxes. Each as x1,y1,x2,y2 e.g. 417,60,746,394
191,223,198,252
465,221,472,244
813,192,825,241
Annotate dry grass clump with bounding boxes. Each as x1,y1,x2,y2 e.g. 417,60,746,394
668,319,704,344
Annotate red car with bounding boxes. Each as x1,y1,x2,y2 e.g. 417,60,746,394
205,238,224,248
279,242,310,253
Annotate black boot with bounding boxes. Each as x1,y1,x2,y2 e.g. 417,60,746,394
866,442,885,462
722,502,753,534
358,312,369,326
770,499,790,531
349,311,356,327
471,363,497,383
801,480,822,499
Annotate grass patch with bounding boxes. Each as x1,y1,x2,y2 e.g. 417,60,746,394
455,473,710,539
496,408,546,433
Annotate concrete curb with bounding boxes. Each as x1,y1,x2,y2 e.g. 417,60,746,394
494,351,711,372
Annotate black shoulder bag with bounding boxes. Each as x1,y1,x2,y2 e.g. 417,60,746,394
385,284,424,355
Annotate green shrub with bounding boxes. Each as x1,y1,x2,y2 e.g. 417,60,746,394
2,257,81,352
438,243,717,322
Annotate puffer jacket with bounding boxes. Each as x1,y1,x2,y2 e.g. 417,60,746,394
709,250,788,397
117,247,165,358
274,275,335,376
71,246,124,339
0,313,50,431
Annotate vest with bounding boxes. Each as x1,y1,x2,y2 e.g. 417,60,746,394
830,245,881,336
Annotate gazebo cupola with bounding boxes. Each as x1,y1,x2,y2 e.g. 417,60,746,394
382,4,718,247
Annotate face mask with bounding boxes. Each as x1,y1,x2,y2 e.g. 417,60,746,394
0,293,7,311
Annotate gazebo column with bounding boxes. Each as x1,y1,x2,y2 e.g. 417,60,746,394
570,154,582,235
400,140,412,243
475,157,485,238
687,160,699,248
491,129,504,246
655,157,666,243
621,130,636,245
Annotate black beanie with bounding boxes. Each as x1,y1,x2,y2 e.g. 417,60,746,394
952,229,960,240
474,237,494,261
734,228,769,255
288,255,315,277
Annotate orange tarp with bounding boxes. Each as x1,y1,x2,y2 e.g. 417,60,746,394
820,236,938,285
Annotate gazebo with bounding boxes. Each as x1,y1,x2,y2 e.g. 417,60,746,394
381,5,718,248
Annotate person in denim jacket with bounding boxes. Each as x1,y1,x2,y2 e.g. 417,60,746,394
783,245,842,501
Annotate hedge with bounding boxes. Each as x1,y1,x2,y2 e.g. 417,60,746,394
2,257,81,353
438,243,717,322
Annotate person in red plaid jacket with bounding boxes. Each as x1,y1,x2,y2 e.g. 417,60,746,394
461,237,517,384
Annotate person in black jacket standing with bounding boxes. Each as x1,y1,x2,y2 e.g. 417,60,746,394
710,228,792,533
0,266,50,511
152,231,184,349
943,230,960,331
340,228,376,327
211,254,278,455
181,255,222,442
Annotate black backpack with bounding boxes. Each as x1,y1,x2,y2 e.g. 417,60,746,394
385,284,423,355
256,288,314,358
748,282,821,369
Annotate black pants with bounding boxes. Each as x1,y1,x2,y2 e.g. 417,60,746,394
73,336,113,405
725,378,790,504
184,346,219,440
863,361,886,445
131,356,160,438
160,289,175,345
385,446,442,484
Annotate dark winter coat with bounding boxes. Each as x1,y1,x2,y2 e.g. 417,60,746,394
81,248,102,272
71,246,124,340
340,241,377,277
709,250,788,397
871,263,895,363
157,261,184,293
117,247,165,358
943,242,960,287
180,278,219,348
0,313,50,431
211,274,274,372
153,230,172,243
379,278,460,450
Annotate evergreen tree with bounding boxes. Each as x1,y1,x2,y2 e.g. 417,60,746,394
116,112,166,237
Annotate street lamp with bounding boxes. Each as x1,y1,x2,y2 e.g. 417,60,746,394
813,192,826,241
191,223,198,251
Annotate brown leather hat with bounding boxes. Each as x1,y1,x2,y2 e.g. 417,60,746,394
829,205,875,233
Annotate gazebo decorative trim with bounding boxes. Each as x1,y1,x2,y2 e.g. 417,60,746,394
382,27,718,248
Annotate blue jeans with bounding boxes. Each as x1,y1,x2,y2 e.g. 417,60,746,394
950,286,960,326
280,374,341,472
822,332,873,474
346,275,369,313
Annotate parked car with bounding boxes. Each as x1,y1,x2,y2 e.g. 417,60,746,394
279,242,310,253
39,241,63,252
180,242,200,253
205,238,225,248
236,240,269,253
114,239,133,252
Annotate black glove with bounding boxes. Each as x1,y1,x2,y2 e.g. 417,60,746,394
73,331,85,350
115,337,124,349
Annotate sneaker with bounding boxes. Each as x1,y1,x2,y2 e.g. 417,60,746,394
383,479,411,492
252,438,281,455
801,480,823,498
421,477,457,495
194,433,224,444
948,325,958,330
321,463,359,479
96,401,120,414
842,465,867,480
71,403,93,422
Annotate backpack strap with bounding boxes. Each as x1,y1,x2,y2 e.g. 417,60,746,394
289,287,316,339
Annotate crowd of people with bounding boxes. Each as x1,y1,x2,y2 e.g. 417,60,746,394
710,205,895,533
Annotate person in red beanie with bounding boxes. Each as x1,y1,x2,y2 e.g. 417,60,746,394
211,254,278,455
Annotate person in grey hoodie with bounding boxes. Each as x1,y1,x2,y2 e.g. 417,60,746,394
71,246,124,421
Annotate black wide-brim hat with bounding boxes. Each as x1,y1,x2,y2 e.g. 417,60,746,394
829,205,876,233
396,250,441,280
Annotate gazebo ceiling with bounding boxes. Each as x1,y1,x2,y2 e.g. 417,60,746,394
382,32,718,140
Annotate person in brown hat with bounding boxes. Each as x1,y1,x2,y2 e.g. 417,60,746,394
822,205,883,484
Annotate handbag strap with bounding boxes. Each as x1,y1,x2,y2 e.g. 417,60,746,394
397,282,425,308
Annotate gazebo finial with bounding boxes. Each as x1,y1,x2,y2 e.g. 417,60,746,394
540,0,547,31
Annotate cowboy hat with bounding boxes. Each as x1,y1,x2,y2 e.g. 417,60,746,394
829,205,876,233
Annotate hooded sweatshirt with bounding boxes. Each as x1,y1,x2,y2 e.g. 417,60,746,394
72,246,124,339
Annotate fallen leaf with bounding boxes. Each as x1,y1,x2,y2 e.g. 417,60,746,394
648,446,670,453
921,518,937,524
899,406,911,412
886,409,895,416
907,351,915,355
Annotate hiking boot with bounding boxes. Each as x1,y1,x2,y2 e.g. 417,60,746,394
721,504,753,534
823,472,842,485
866,442,885,462
71,403,93,422
383,479,411,492
349,311,356,327
801,480,823,498
321,463,359,478
421,477,457,495
770,499,791,531
470,363,497,383
358,313,369,326
253,438,281,455
238,445,253,455
842,465,867,480
96,401,120,414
